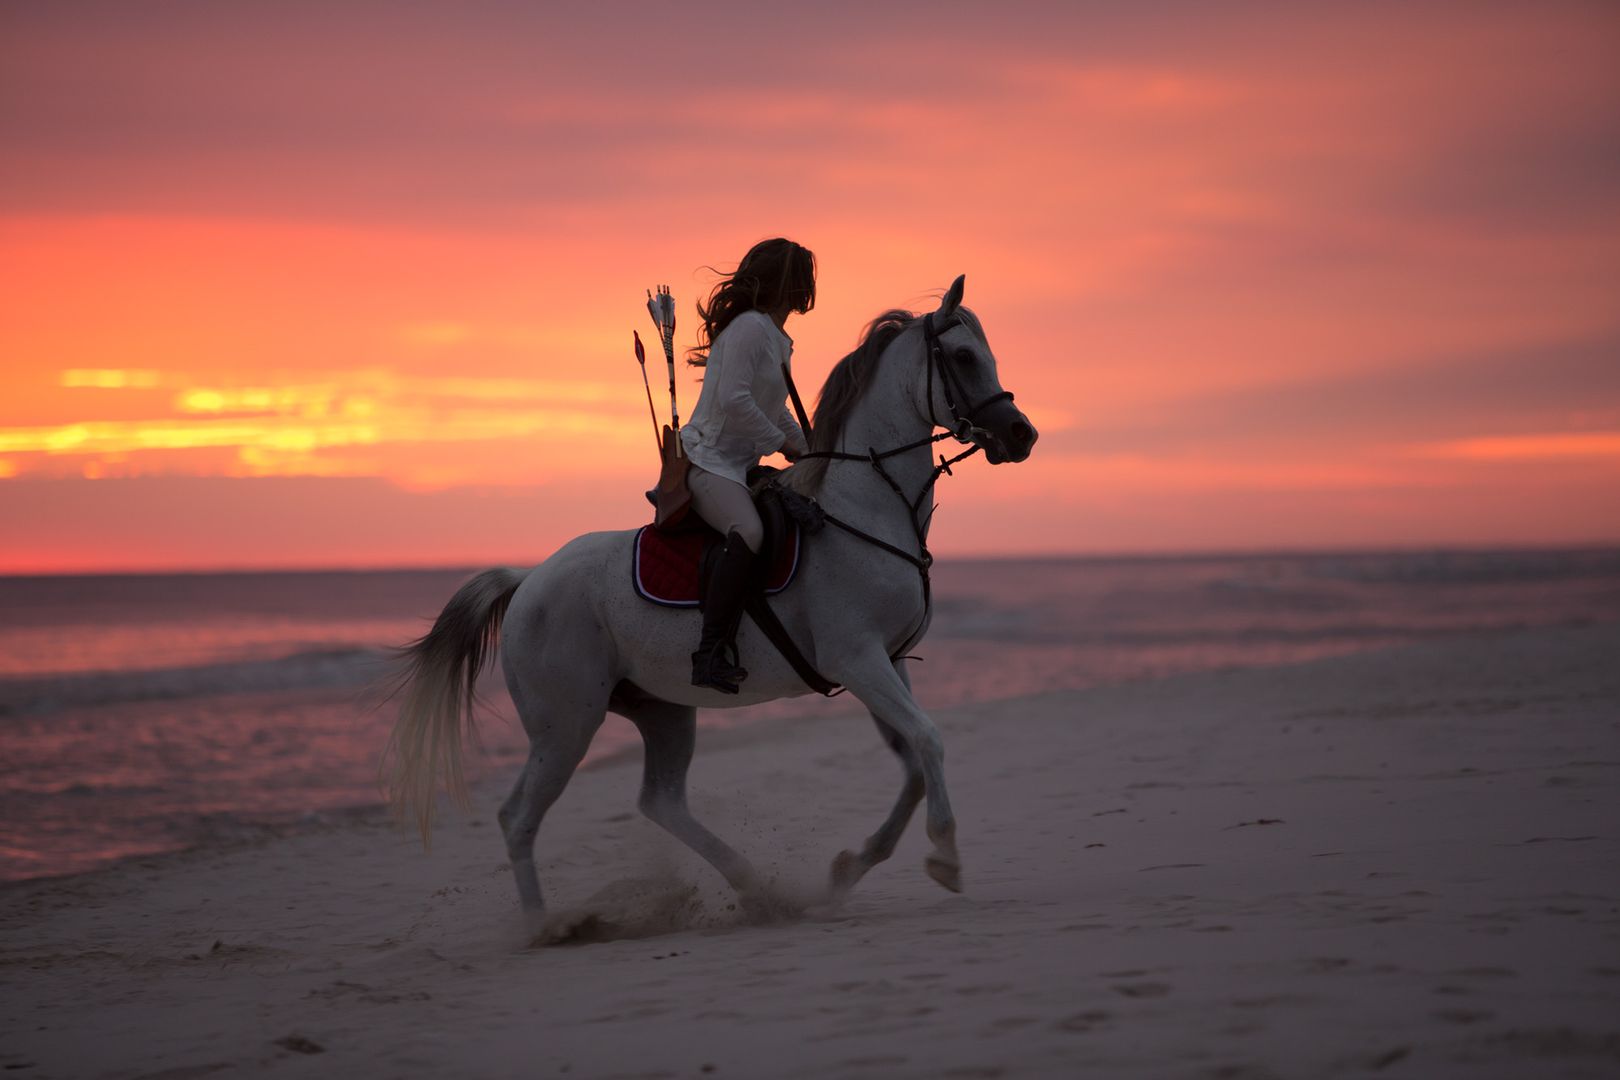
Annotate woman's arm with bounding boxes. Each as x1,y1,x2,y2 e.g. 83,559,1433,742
775,402,809,458
713,317,791,453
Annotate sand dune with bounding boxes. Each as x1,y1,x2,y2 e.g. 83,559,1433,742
3,623,1618,1078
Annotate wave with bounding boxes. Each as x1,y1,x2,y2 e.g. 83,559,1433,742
0,645,396,717
1298,547,1620,585
925,616,1551,647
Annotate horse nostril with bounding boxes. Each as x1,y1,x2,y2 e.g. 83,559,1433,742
1010,420,1033,446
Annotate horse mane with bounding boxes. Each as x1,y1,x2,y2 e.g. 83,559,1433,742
783,305,986,494
783,309,915,493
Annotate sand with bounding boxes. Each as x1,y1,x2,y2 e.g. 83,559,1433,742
3,622,1618,1079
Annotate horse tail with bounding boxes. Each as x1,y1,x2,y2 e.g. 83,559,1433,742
382,567,525,845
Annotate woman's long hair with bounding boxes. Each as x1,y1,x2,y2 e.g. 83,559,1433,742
688,238,817,367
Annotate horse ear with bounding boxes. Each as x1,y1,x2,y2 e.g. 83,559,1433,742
938,274,965,318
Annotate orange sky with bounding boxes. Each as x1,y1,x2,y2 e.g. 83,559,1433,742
2,2,1617,573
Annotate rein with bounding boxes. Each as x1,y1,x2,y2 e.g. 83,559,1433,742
799,436,978,574
798,436,979,662
787,313,1008,656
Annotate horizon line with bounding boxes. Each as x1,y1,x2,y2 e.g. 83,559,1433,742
4,539,1618,581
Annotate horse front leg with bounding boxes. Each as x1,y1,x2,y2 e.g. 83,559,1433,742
836,656,961,895
830,664,927,902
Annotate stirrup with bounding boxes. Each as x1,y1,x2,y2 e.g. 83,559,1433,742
692,645,747,694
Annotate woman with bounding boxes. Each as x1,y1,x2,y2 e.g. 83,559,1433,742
681,237,816,693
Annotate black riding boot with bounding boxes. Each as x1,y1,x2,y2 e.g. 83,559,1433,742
691,530,756,694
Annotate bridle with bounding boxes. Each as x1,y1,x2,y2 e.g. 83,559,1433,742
792,313,1018,659
923,312,1016,444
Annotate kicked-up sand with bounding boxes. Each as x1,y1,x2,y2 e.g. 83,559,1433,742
2,622,1618,1078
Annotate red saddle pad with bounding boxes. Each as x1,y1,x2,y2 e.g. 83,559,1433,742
632,523,800,607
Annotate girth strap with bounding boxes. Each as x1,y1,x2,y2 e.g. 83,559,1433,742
744,593,843,697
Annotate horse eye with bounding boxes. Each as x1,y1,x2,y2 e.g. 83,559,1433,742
953,347,975,367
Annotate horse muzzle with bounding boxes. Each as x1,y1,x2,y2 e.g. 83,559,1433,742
970,398,1037,464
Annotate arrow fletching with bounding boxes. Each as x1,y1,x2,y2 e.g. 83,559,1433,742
658,286,676,332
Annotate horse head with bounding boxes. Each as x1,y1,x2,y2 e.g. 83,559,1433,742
923,275,1038,464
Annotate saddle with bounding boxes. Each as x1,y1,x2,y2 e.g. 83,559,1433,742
631,507,800,607
634,468,838,695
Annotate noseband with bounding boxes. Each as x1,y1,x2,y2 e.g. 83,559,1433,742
923,313,1016,442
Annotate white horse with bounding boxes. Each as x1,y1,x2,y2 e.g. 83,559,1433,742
385,275,1037,919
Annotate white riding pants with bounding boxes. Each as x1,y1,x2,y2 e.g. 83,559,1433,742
688,466,763,553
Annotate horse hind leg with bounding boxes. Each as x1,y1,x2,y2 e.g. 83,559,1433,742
620,695,773,911
499,674,609,919
500,739,597,919
829,710,925,903
497,768,526,839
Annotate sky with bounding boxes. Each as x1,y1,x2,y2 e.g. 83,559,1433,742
2,1,1617,573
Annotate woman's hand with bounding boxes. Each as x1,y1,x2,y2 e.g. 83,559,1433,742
782,445,802,463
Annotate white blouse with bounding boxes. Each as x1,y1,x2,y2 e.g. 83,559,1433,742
679,310,809,484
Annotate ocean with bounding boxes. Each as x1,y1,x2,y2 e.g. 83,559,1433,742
3,547,1618,883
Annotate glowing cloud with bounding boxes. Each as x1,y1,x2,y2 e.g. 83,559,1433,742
60,369,165,389
1416,433,1620,461
3,367,649,488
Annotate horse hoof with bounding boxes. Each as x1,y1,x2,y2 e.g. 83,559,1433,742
925,852,963,893
828,850,862,901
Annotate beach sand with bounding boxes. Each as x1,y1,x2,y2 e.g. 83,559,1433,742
3,622,1618,1078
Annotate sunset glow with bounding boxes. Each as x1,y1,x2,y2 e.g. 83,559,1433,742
2,2,1617,572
